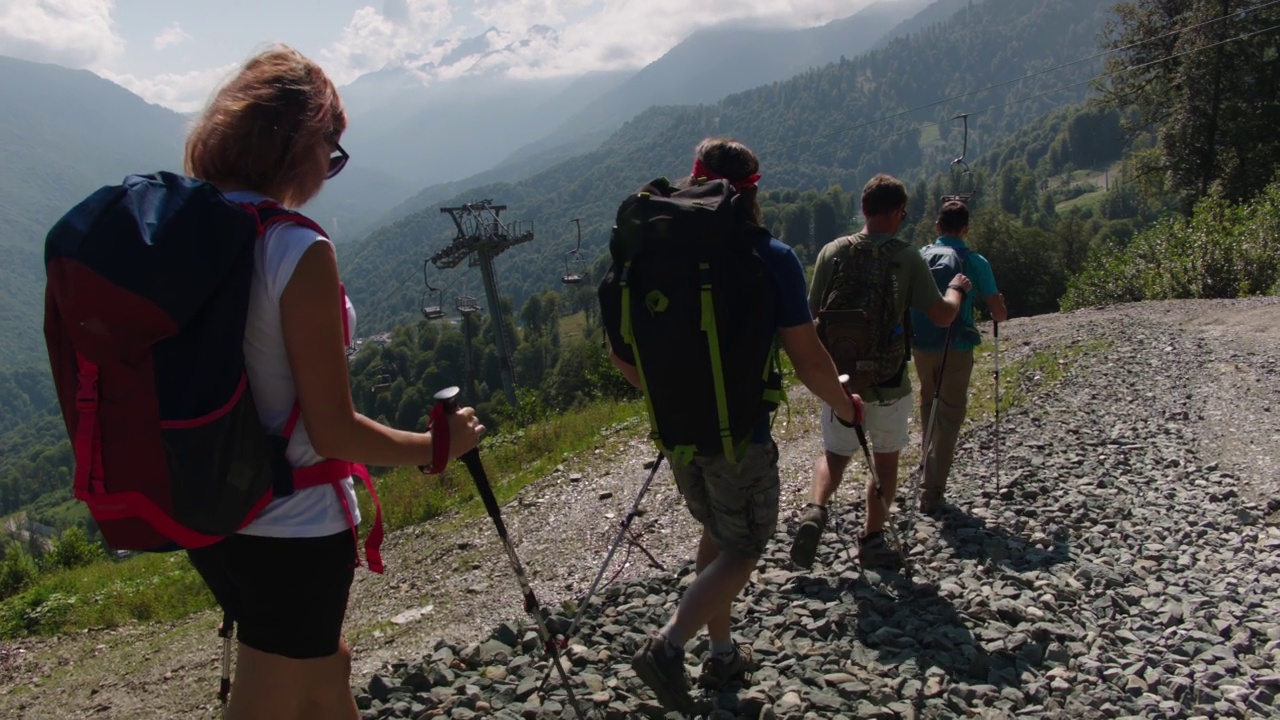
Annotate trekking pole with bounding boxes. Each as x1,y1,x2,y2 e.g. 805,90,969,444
535,452,665,695
431,387,587,720
839,376,913,578
217,613,233,717
907,320,956,549
993,321,1001,493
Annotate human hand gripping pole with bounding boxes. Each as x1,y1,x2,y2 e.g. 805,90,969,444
428,387,587,720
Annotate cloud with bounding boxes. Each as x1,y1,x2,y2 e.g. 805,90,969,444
320,0,454,85
0,0,125,67
152,21,192,51
96,62,240,114
382,0,410,25
318,0,881,86
515,0,869,78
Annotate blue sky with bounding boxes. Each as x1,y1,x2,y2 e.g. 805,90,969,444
0,0,885,112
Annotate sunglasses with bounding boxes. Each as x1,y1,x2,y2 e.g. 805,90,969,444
326,142,349,179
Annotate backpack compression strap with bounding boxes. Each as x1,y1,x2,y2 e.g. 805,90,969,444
698,262,738,461
618,262,676,461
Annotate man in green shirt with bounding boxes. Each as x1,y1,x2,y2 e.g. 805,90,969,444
790,174,971,570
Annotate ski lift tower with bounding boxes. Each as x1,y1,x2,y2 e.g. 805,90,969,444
456,294,482,404
430,200,533,406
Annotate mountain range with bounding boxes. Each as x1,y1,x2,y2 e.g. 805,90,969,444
0,0,1124,457
0,0,938,377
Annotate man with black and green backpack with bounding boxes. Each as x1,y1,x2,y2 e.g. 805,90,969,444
598,137,861,713
789,174,971,572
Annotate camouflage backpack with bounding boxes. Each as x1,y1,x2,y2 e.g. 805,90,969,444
814,234,910,391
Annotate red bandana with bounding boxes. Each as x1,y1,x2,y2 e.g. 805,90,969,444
692,158,761,191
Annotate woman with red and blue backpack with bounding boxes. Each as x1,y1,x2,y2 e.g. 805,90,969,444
179,46,486,718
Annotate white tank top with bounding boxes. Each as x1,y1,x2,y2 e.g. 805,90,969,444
226,190,361,538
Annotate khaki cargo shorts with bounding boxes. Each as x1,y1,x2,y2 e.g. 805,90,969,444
670,441,780,558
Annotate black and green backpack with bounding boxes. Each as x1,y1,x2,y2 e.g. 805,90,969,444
598,177,783,464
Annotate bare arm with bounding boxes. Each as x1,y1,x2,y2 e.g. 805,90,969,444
610,350,642,388
923,273,973,327
985,292,1008,323
777,323,858,423
280,242,483,464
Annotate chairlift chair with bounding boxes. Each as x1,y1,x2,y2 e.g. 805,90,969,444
421,262,446,320
421,289,445,320
940,113,978,205
562,251,586,285
561,218,587,285
456,294,481,315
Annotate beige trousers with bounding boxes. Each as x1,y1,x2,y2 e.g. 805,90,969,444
913,348,975,500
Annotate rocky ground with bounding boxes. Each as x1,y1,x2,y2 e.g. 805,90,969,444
1,297,1277,719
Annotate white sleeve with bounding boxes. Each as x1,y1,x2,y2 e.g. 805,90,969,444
261,223,332,304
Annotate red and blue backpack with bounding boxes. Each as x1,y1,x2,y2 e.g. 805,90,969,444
42,171,386,572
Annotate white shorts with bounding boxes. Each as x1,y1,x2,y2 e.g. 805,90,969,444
821,394,912,456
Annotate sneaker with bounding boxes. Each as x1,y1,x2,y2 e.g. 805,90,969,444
859,530,902,570
789,503,828,569
698,643,758,690
631,635,695,712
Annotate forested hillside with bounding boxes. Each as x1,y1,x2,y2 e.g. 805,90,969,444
0,57,187,370
341,0,1120,335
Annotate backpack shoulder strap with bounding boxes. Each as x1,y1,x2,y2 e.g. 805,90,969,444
249,203,330,239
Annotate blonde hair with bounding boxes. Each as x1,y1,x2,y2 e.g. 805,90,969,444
185,45,345,207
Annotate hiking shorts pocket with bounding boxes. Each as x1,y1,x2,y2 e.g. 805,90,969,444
187,530,355,659
672,442,780,558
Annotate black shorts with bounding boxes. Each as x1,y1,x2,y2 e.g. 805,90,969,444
187,530,356,659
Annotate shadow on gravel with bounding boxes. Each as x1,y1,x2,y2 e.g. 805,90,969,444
936,506,1072,572
848,577,1023,690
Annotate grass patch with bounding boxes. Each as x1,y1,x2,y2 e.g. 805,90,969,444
1055,188,1106,214
966,336,1112,421
558,311,589,342
0,397,644,640
354,397,643,536
0,552,213,638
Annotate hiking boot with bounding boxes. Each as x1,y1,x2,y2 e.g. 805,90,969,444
859,530,902,570
631,635,695,712
698,643,759,690
789,503,828,569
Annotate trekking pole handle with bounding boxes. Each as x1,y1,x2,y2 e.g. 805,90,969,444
432,386,483,466
834,374,865,428
417,386,478,475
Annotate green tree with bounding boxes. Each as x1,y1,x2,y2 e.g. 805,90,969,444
0,541,39,599
46,526,105,571
1099,0,1280,211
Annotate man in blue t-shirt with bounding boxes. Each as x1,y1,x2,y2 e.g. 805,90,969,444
909,200,1007,514
598,137,861,713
